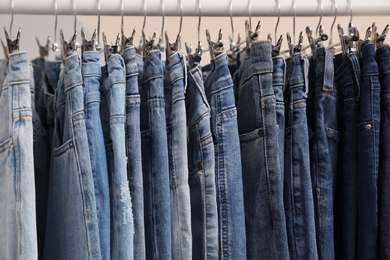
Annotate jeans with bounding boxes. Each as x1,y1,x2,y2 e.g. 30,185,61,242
357,43,381,260
234,41,288,260
377,44,390,259
0,59,7,87
334,52,360,260
123,46,145,260
307,48,339,260
0,51,37,259
164,52,192,260
186,65,218,260
44,54,101,259
284,53,318,260
139,50,172,260
204,51,246,260
100,54,134,260
272,56,286,183
82,51,110,260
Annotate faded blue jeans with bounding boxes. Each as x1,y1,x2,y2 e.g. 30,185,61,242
123,46,145,260
0,51,37,259
44,54,101,259
307,47,339,260
357,43,381,260
140,50,172,260
82,51,110,260
187,64,218,260
284,53,318,260
234,41,288,260
205,51,246,260
100,54,134,260
164,52,192,260
377,44,390,259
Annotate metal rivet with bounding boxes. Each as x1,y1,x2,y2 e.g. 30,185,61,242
366,124,372,130
9,140,13,147
69,141,74,148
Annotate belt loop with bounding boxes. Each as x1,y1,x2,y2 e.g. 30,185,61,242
349,53,361,101
323,49,335,91
303,54,309,98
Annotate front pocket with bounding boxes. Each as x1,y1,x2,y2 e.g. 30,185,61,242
0,137,14,154
239,127,265,143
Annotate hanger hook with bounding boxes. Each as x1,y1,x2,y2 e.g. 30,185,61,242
275,0,280,45
161,0,165,47
329,0,337,45
198,0,201,46
9,0,14,38
315,0,322,37
293,0,296,45
230,0,234,44
97,0,101,45
348,0,352,25
73,0,77,33
121,0,124,32
178,0,183,49
142,0,146,34
248,0,252,30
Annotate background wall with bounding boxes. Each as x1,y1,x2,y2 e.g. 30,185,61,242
0,13,388,64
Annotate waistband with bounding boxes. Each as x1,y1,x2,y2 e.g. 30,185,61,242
2,51,30,89
164,51,187,90
272,55,286,85
140,50,163,84
100,54,125,94
43,57,62,93
315,47,335,91
63,55,83,92
288,53,309,97
82,51,101,78
376,44,390,79
204,52,233,95
361,43,379,76
123,47,138,77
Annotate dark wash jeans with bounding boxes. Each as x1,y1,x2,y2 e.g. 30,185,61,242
334,52,361,260
307,48,339,260
204,52,247,260
234,41,289,260
45,55,101,260
186,65,219,260
82,51,110,260
284,53,318,260
376,44,390,259
139,50,172,260
357,43,381,260
123,46,146,260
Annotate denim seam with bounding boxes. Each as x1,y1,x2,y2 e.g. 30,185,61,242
140,74,163,85
0,137,13,153
315,141,320,194
198,138,208,259
210,83,233,96
189,111,210,130
240,69,273,86
260,75,276,231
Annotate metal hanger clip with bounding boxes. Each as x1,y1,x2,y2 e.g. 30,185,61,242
142,30,159,59
206,29,224,61
36,36,50,59
4,27,21,55
103,32,121,63
245,20,261,58
60,29,79,59
306,25,328,57
287,31,303,62
338,23,360,57
165,31,180,63
121,27,136,54
268,34,283,57
185,42,202,68
81,28,97,54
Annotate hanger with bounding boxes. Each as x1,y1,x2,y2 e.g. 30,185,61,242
267,0,283,57
81,28,97,60
120,0,137,53
156,0,165,52
245,20,261,59
60,29,78,59
95,0,103,52
374,24,389,49
1,38,8,61
136,0,146,55
356,25,373,58
185,0,202,68
71,0,80,51
103,32,121,65
328,0,337,52
206,29,224,62
36,36,50,59
227,0,241,61
303,0,328,56
3,0,21,59
165,0,183,62
285,0,304,62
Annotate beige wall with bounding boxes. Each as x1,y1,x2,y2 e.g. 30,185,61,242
79,14,389,64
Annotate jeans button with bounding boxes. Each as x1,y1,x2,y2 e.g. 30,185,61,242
366,124,372,130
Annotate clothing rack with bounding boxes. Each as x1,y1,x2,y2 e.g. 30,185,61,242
0,0,389,16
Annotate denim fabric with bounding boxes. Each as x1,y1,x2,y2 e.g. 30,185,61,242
123,47,145,260
139,50,172,260
31,59,51,260
82,51,110,260
164,52,192,260
234,41,288,260
136,53,144,78
44,54,101,260
0,59,7,87
335,52,360,260
377,44,390,259
357,43,381,260
0,51,37,259
204,51,246,260
284,53,318,260
186,65,219,260
100,54,134,259
272,56,286,183
307,48,339,260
